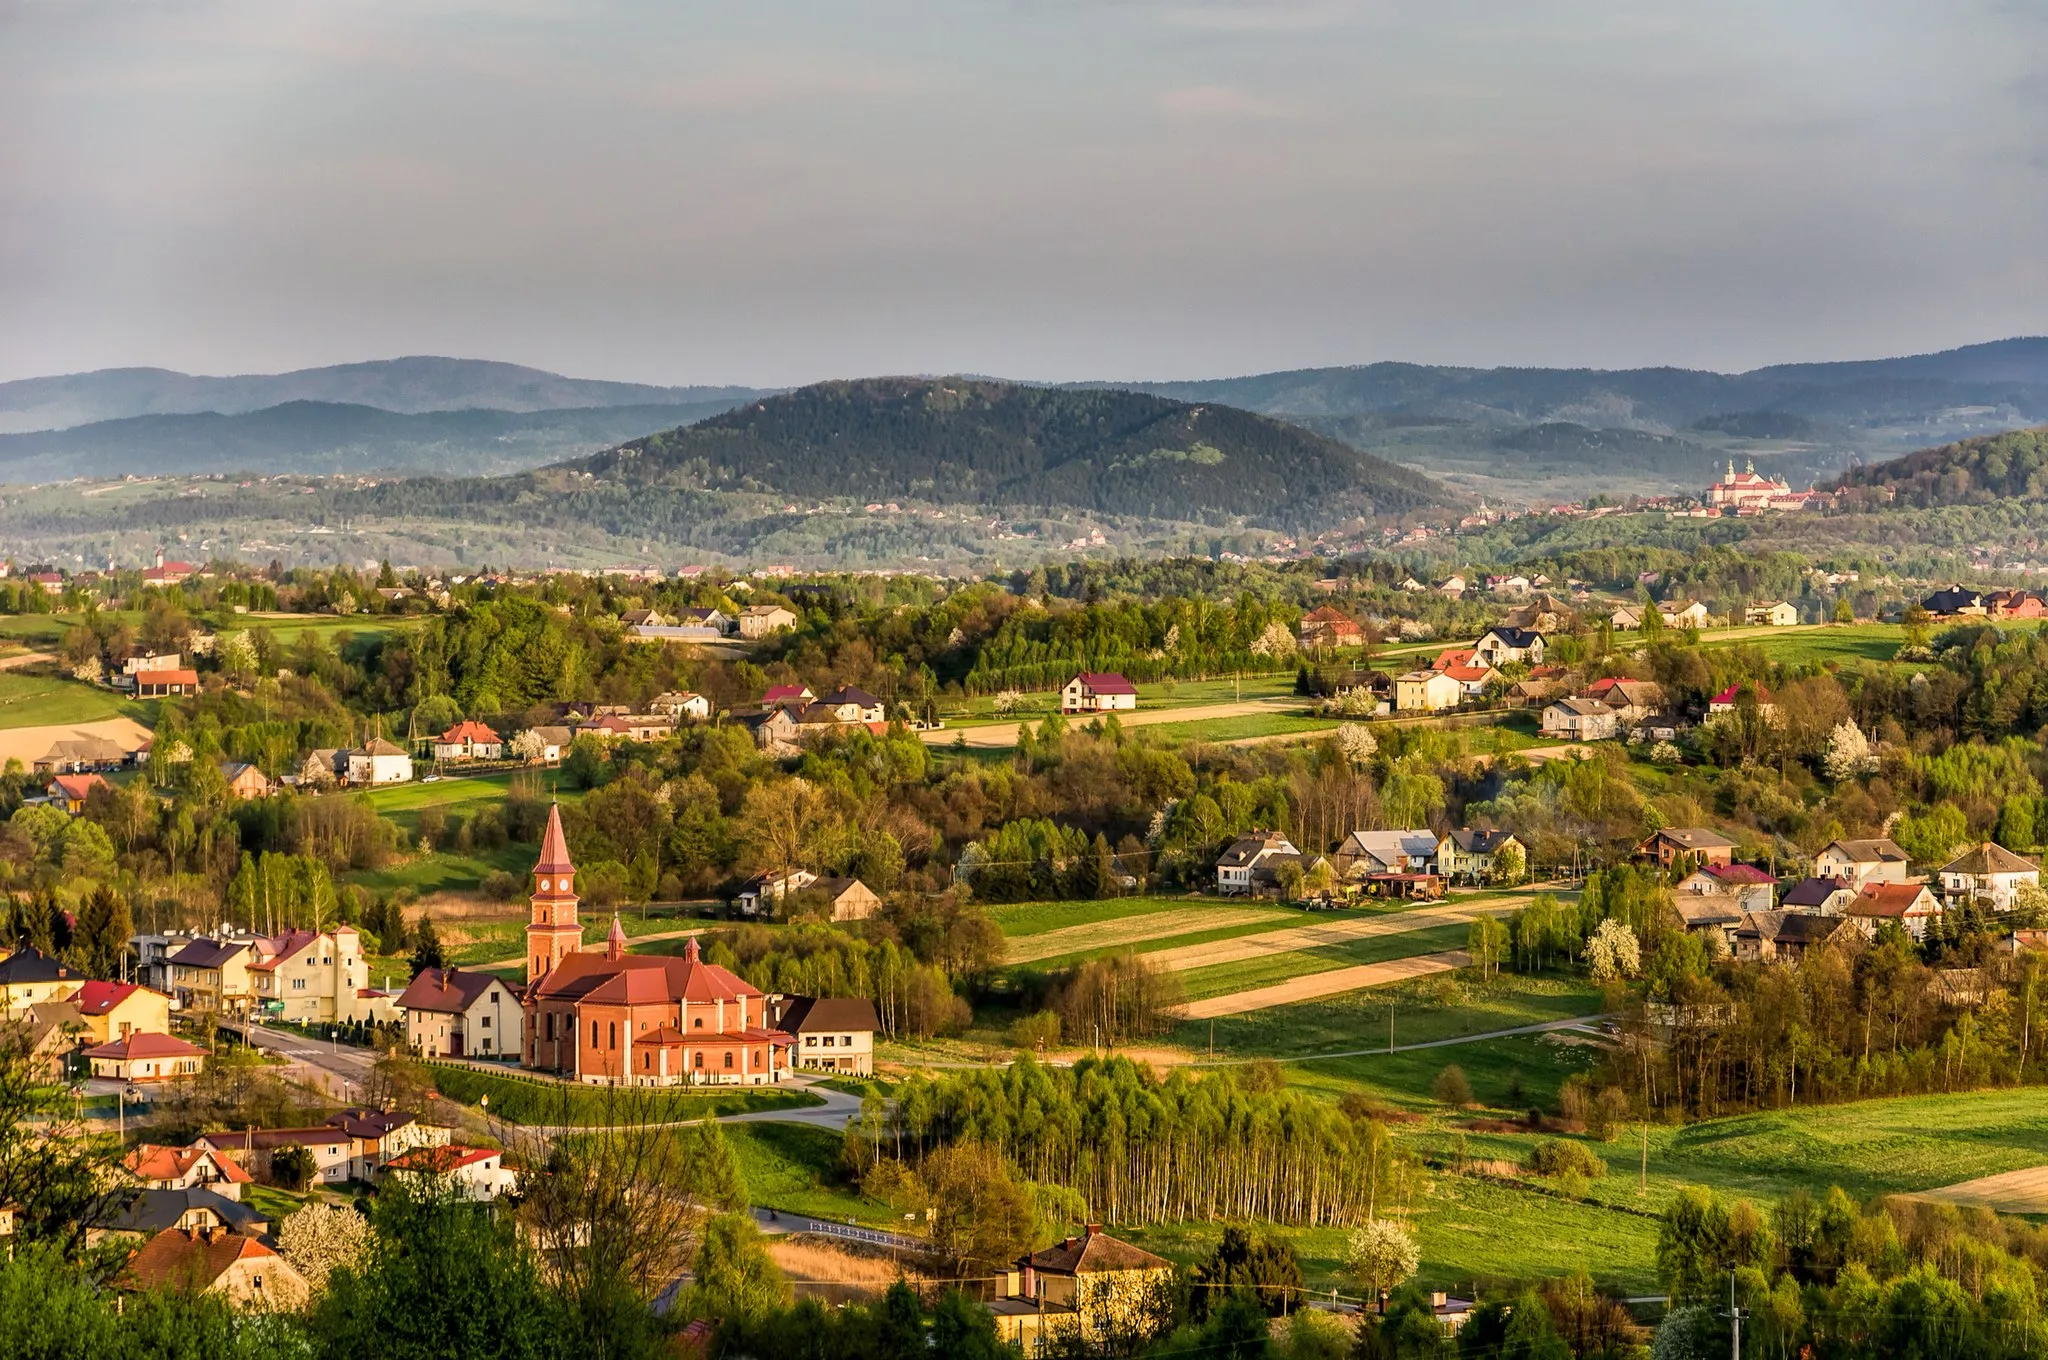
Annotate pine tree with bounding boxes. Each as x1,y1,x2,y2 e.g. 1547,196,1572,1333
72,886,132,980
409,915,446,978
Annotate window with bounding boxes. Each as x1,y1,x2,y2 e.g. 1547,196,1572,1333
480,1015,491,1029
609,1022,617,1049
822,1036,834,1047
693,1018,703,1029
292,979,306,991
693,1052,703,1069
804,1036,816,1047
841,1035,853,1045
723,1052,733,1068
591,1021,599,1047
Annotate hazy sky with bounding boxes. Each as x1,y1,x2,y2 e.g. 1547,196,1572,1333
3,0,2044,386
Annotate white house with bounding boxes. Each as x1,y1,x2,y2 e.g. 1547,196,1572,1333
771,995,881,1076
396,967,523,1059
1659,601,1711,629
651,691,714,721
346,738,413,784
1473,628,1546,666
1745,601,1799,627
1813,838,1910,886
1540,696,1618,740
1844,882,1942,941
1335,829,1439,878
382,1145,517,1200
1215,832,1300,895
1938,842,2041,911
430,721,503,762
738,868,820,916
1060,672,1138,714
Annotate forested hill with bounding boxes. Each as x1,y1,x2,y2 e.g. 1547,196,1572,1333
1832,426,2048,507
565,378,1455,523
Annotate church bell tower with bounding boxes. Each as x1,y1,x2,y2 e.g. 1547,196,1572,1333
526,803,582,984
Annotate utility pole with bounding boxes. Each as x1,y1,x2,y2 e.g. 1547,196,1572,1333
1725,1269,1746,1360
1388,1001,1396,1054
1639,1123,1648,1197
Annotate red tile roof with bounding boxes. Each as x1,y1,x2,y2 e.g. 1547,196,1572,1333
436,720,499,744
1848,882,1937,918
386,1145,499,1173
87,1032,204,1061
1072,672,1136,695
119,1228,276,1293
124,1142,252,1185
138,669,200,688
1707,864,1777,885
72,979,143,1016
49,773,106,801
527,935,761,1006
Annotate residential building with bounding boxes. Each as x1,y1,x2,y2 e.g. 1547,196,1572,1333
1473,627,1546,666
195,1125,356,1185
771,995,881,1075
1733,911,1849,964
247,926,371,1024
87,1032,207,1082
737,604,799,639
1745,601,1799,627
650,691,713,721
1061,672,1138,714
1813,838,1911,885
1442,663,1493,698
1781,876,1858,916
1676,864,1776,916
345,737,413,784
1674,896,1745,949
122,1144,253,1199
520,807,794,1086
299,748,341,786
1541,696,1618,740
1394,669,1461,713
1609,605,1643,630
34,735,129,774
432,721,504,761
759,684,816,710
1659,601,1711,629
166,937,261,1015
995,1226,1176,1350
1922,584,1986,617
1578,677,1666,722
1844,882,1943,940
1436,828,1523,884
92,1188,267,1246
808,877,882,922
1938,842,2041,910
122,652,182,677
136,669,200,698
1637,828,1736,869
1297,606,1365,648
0,946,81,1012
620,609,671,629
46,772,106,813
518,725,573,765
1335,829,1440,878
219,761,272,800
382,1145,517,1200
1432,647,1486,673
740,707,802,757
23,1001,87,1079
397,966,523,1059
1709,682,1777,715
808,685,886,725
117,1228,310,1311
70,980,173,1044
676,607,734,635
737,867,820,916
1215,832,1301,895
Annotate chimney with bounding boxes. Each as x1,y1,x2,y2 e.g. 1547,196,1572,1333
1431,1292,1448,1308
1085,1222,1101,1238
1062,1236,1077,1251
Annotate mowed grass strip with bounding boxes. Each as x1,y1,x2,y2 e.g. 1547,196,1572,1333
1174,921,1475,1001
990,895,1242,939
0,671,149,729
1145,896,1526,974
1173,974,1604,1058
1146,713,1338,744
1006,904,1301,964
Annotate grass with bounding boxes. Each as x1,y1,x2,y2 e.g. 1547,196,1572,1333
0,671,150,729
1176,973,1606,1061
988,895,1244,938
1702,622,1907,667
724,1122,884,1223
1172,921,1475,1001
1287,1031,1602,1111
245,1184,308,1225
1021,915,1327,972
423,1061,823,1124
1146,713,1338,744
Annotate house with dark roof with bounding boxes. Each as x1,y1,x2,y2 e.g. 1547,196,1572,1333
1938,842,2041,910
1922,584,1986,617
1780,876,1857,916
166,937,263,1015
0,946,80,1011
1060,672,1138,714
1734,910,1850,964
1215,832,1302,896
1436,828,1523,884
91,1187,267,1246
771,995,882,1075
398,966,521,1059
1474,627,1547,666
993,1225,1175,1349
1814,838,1911,885
117,1227,309,1310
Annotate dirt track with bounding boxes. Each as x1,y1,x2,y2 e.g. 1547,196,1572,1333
1176,950,1474,1019
1143,895,1527,975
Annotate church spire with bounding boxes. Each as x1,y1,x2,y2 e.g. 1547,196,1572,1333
607,913,626,961
536,802,574,874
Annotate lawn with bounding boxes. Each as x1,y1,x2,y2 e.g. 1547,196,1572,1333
1173,921,1476,1001
424,1062,822,1124
1704,622,1907,667
0,671,150,729
1147,712,1339,744
1175,973,1606,1062
349,842,535,899
361,770,584,821
1019,914,1324,972
725,1122,886,1224
238,613,397,645
988,895,1252,938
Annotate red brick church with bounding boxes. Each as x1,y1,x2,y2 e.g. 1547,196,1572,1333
520,805,792,1086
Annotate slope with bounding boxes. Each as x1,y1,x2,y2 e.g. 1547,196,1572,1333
0,399,752,479
0,357,766,433
1832,426,2048,508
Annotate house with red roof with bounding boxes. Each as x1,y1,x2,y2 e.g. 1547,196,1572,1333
118,1227,308,1310
1844,882,1942,941
1297,605,1364,648
70,979,173,1045
382,1144,516,1200
45,772,106,814
431,720,504,761
245,926,371,1025
123,1143,253,1199
520,805,793,1086
1709,682,1777,715
136,668,200,698
1060,672,1137,714
759,684,816,710
86,1031,206,1082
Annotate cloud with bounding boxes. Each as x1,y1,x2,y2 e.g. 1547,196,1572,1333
1157,84,1302,120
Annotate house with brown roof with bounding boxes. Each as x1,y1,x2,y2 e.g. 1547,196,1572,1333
1637,828,1736,869
344,737,413,785
118,1227,309,1311
737,604,799,639
994,1225,1175,1349
398,966,522,1059
167,937,260,1015
1844,882,1942,940
86,1032,207,1082
431,720,503,761
219,761,273,800
769,995,881,1075
1542,696,1617,740
1814,838,1911,885
1938,842,2041,910
1733,910,1850,964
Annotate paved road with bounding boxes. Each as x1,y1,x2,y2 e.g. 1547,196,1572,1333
238,1022,380,1100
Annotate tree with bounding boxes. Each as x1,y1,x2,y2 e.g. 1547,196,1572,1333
217,630,259,679
1489,840,1527,888
680,1212,788,1324
279,1202,378,1290
1467,917,1510,982
1822,720,1875,782
1585,918,1641,982
71,886,132,980
921,1141,1037,1275
1189,1224,1302,1317
510,729,546,764
270,1142,317,1191
408,916,445,979
1346,1219,1420,1300
1431,1065,1474,1107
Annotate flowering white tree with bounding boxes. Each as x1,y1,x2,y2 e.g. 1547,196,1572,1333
1250,620,1295,657
217,630,259,679
1346,1219,1420,1298
1336,723,1378,769
69,656,103,685
277,1201,377,1290
1823,720,1876,781
1586,917,1642,982
509,729,546,763
992,689,1023,716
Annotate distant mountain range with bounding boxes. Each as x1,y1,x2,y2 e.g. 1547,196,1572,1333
0,398,752,480
0,356,765,434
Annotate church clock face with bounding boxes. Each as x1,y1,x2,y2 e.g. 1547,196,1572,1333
540,879,551,892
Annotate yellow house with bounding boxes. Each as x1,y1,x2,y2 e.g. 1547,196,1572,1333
1744,600,1799,627
70,980,175,1044
247,926,369,1024
0,946,83,1012
1394,669,1462,713
168,938,260,1016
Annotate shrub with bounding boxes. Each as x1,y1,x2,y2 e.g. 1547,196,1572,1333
1432,1065,1475,1107
480,870,520,901
1524,1139,1607,1180
269,1142,316,1191
1007,1010,1061,1051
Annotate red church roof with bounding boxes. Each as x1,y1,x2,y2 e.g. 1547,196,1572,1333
526,935,762,1007
535,803,574,874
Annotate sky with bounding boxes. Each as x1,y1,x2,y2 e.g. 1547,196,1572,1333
3,0,2044,387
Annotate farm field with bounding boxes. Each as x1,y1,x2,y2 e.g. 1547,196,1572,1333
1703,621,1907,666
1004,902,1301,965
1141,896,1528,975
1174,923,1476,1003
0,670,150,729
1145,711,1340,744
1178,973,1606,1061
1179,947,1473,1015
987,894,1242,938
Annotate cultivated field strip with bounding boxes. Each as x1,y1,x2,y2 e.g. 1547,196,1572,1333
1176,950,1474,1019
1004,906,1297,965
1142,895,1526,975
1912,1167,2048,1214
